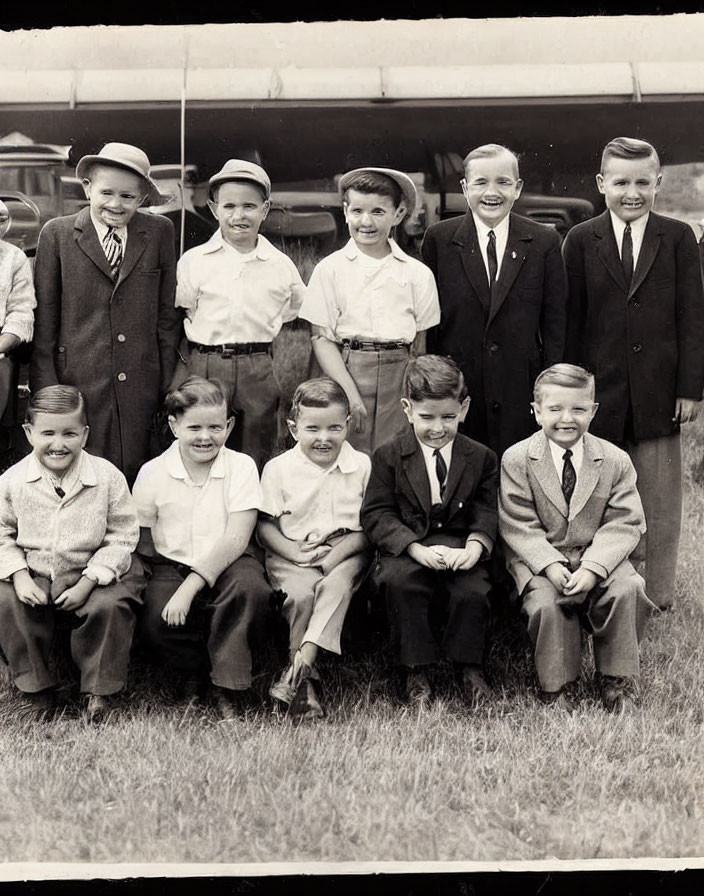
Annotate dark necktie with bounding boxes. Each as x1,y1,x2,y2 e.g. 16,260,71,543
433,448,447,500
562,449,576,506
102,226,123,275
622,223,634,286
487,229,498,287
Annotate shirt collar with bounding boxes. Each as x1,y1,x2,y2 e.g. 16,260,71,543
293,439,363,474
609,210,649,240
472,211,510,243
202,229,276,260
343,237,408,263
416,436,454,466
548,436,584,471
90,212,127,242
165,439,227,481
26,450,98,487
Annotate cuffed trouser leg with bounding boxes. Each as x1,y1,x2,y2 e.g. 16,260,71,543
522,575,582,693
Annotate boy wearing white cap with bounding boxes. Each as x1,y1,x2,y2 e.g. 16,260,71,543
171,159,305,470
31,142,181,485
299,168,440,455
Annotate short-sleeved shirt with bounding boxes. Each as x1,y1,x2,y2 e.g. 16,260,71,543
298,238,440,343
133,441,262,567
260,441,371,543
175,231,305,344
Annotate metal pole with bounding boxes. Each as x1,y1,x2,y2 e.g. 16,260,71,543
179,44,188,259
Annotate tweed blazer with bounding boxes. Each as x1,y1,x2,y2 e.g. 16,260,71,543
499,431,646,596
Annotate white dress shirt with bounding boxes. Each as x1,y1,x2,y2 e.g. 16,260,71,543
472,212,510,284
548,436,584,484
609,211,649,269
417,438,454,506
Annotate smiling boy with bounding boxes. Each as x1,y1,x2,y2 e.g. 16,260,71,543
562,137,704,609
171,159,305,469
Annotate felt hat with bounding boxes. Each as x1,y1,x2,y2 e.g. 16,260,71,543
76,143,164,205
339,167,417,218
208,159,271,200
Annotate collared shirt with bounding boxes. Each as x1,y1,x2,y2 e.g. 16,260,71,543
417,437,453,506
472,212,510,284
133,441,261,568
609,211,649,269
175,231,305,344
90,212,128,256
0,451,138,595
299,238,440,343
0,239,36,344
259,440,371,543
548,436,585,483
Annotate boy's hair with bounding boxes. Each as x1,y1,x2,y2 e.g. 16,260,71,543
288,377,350,422
25,385,87,426
600,137,661,173
403,355,469,403
533,364,596,402
164,375,229,418
463,144,520,179
341,171,403,208
210,179,268,203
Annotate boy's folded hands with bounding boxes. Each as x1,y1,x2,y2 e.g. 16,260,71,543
53,577,94,612
12,570,49,607
546,562,599,605
407,542,482,572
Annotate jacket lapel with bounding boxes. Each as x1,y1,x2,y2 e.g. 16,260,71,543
74,208,114,281
115,215,149,285
628,213,663,299
529,432,569,517
487,213,531,328
452,213,491,312
441,437,466,506
400,429,432,513
567,434,604,520
593,211,629,293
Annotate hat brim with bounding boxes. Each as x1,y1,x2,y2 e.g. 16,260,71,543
76,155,166,206
208,173,271,200
339,167,417,218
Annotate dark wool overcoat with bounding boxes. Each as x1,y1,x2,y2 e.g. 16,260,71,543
31,208,181,484
421,212,567,458
562,210,704,443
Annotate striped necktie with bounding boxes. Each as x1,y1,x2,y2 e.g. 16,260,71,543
562,449,576,506
102,226,123,274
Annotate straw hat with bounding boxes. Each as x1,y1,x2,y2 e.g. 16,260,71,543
76,143,164,206
208,159,271,200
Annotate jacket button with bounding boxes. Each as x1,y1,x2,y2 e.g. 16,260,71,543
117,333,126,343
488,342,499,353
492,400,501,411
117,372,127,382
630,300,640,309
632,343,642,353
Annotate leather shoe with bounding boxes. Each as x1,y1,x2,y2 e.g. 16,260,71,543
461,665,491,706
539,688,576,713
212,685,243,720
289,679,326,722
85,693,110,723
18,688,55,722
601,675,639,713
405,668,432,710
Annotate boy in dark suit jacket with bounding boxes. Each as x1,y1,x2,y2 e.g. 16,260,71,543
361,355,498,709
421,144,567,458
31,143,181,485
562,137,704,609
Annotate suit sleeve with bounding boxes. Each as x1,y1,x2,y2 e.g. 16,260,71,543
561,226,588,366
465,447,498,550
420,227,440,354
156,218,181,395
361,448,419,557
29,220,62,391
674,224,704,400
540,230,567,367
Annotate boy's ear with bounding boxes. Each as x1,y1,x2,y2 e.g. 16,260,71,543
21,422,33,445
81,178,92,200
80,424,90,448
342,200,350,221
286,419,299,441
206,198,219,220
530,401,540,418
261,198,271,219
167,414,178,437
401,397,413,423
458,396,471,422
589,401,600,419
225,416,235,437
513,177,524,199
392,203,407,226
595,172,605,194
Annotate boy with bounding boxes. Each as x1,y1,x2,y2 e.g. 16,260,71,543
258,377,370,720
299,167,440,455
499,364,655,711
0,385,143,722
562,137,704,609
361,355,497,708
171,159,305,470
132,376,271,719
421,144,567,458
31,142,181,486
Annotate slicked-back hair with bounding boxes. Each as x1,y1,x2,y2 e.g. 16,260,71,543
341,172,403,208
463,144,520,179
403,355,469,403
533,364,596,402
164,375,229,418
600,137,661,173
288,377,350,423
25,385,88,426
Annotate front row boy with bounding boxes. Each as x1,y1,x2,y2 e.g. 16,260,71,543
499,364,656,712
0,385,144,722
259,378,371,720
133,376,271,719
362,355,498,709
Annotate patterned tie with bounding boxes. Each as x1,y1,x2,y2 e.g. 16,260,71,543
622,223,634,287
434,448,447,500
487,229,498,287
102,226,123,275
562,449,576,506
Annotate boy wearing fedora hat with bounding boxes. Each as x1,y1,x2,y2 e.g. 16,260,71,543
299,167,440,455
170,159,305,470
31,142,181,486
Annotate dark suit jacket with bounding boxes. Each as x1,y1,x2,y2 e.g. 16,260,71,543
562,210,704,443
421,212,567,458
361,427,498,558
31,208,181,484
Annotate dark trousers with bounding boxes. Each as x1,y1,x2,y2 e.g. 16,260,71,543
374,549,492,668
0,557,144,695
139,554,271,690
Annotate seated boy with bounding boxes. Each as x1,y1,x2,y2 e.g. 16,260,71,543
132,375,271,719
499,364,656,712
259,377,371,720
0,385,143,722
171,159,305,469
361,354,498,708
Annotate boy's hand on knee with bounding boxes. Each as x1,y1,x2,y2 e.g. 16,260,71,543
545,562,571,594
12,569,49,607
451,542,484,571
675,397,700,424
161,576,203,627
407,542,447,570
54,576,95,612
297,540,333,568
558,567,598,604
